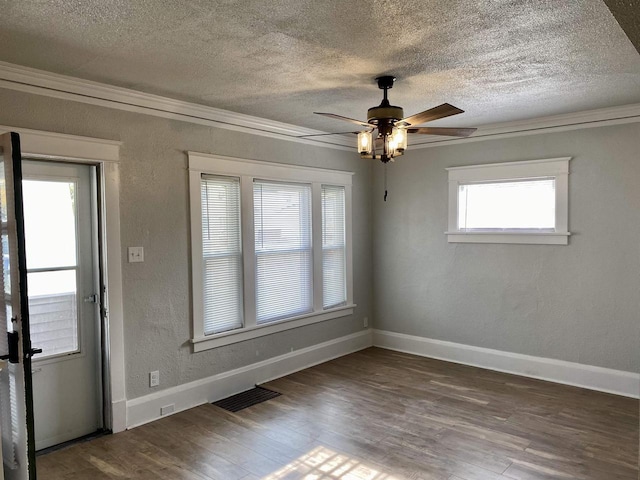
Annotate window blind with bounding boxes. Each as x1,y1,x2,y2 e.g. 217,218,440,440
201,175,243,335
322,185,346,309
254,180,312,324
458,178,556,230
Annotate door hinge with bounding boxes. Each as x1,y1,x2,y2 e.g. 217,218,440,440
0,331,20,363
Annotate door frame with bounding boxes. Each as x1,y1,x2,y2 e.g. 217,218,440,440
0,126,126,432
23,161,104,448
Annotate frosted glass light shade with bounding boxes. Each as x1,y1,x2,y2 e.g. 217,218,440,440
392,127,408,152
357,131,373,154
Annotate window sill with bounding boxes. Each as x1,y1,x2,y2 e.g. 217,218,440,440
191,304,356,352
445,231,571,245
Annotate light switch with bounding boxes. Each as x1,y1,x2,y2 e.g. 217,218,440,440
128,246,144,263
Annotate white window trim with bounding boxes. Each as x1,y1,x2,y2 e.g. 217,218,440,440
188,152,355,352
446,157,571,245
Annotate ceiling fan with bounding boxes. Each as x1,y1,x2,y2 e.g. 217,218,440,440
314,76,477,163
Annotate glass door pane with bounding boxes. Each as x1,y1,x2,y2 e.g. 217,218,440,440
0,132,37,480
22,180,79,359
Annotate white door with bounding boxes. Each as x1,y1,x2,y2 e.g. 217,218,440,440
0,132,37,480
21,160,102,450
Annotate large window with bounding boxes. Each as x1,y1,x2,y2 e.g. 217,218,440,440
446,158,571,245
190,153,354,351
254,180,313,324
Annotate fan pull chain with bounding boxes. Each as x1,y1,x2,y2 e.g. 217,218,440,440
384,163,388,202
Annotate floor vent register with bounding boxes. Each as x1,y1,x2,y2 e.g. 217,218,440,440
212,386,281,412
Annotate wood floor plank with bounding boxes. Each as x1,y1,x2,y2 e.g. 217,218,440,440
37,347,638,479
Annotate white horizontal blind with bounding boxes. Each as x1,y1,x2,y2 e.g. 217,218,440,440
201,175,243,335
322,185,346,309
0,365,17,469
254,180,312,324
458,178,556,231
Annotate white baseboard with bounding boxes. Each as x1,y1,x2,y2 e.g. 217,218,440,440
125,327,637,430
111,399,127,433
126,329,373,428
373,329,640,399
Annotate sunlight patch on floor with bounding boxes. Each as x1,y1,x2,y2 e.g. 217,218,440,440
263,445,400,479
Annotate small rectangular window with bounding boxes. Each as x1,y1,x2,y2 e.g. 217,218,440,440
458,178,556,231
201,175,243,334
254,180,313,324
322,185,347,309
447,158,571,245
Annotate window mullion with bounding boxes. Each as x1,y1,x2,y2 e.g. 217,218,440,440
312,182,323,312
241,175,257,329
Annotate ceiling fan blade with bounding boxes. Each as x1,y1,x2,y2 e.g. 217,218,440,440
407,127,477,137
314,112,372,128
298,131,363,137
398,103,464,126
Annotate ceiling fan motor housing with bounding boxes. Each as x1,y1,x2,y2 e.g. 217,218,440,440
368,104,404,138
367,105,404,124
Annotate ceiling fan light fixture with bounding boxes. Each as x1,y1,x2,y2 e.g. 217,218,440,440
313,76,476,167
385,134,394,158
357,131,373,154
392,127,408,152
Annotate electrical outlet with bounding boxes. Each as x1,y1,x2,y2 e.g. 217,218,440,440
150,370,159,387
364,317,369,328
160,404,175,416
128,246,144,263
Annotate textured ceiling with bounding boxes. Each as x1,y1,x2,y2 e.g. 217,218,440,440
1,0,639,131
603,0,640,54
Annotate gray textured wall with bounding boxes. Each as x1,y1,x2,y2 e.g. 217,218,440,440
373,123,640,373
0,88,373,399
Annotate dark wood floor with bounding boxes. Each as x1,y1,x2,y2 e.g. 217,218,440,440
38,347,639,479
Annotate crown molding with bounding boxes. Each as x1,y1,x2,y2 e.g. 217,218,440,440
410,103,640,149
0,61,638,153
0,61,353,151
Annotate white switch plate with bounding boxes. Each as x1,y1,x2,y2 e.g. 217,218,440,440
150,370,159,387
128,246,144,263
